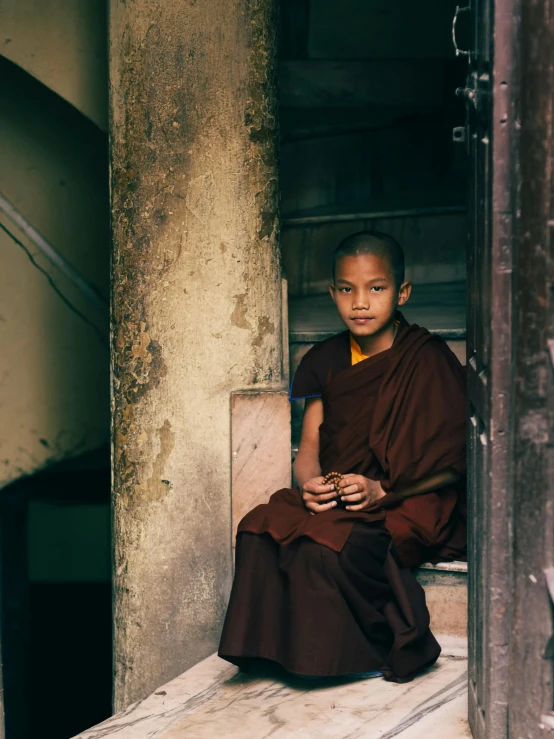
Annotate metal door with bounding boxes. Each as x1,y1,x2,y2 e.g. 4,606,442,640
455,0,515,734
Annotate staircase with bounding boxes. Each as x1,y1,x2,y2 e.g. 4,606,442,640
289,282,470,657
289,281,469,652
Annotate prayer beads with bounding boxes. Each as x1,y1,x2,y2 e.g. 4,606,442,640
323,471,344,502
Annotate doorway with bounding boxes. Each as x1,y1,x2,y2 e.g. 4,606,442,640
0,452,112,739
278,0,475,729
278,3,554,738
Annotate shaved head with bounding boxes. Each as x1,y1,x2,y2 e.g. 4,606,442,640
333,231,405,287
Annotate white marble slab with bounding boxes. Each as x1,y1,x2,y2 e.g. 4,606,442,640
74,652,470,739
231,390,291,548
419,561,468,573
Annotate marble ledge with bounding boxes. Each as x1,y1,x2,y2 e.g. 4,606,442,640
74,649,470,739
418,561,468,574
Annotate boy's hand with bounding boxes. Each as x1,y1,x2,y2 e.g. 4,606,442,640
337,475,386,511
302,476,339,514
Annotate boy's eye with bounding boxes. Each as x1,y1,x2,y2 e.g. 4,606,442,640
339,287,352,293
371,286,385,292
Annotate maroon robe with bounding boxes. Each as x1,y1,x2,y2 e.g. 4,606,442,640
219,319,466,681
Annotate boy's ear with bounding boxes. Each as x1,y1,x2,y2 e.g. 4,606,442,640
329,283,337,304
397,281,412,306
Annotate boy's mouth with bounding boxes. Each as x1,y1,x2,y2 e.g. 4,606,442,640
350,316,374,324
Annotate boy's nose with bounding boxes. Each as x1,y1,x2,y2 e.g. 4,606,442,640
353,294,369,309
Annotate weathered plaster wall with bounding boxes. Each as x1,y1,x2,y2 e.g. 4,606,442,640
0,0,108,130
110,0,284,707
0,59,110,487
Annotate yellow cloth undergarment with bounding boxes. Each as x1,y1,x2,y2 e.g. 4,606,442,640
350,335,369,365
350,320,400,365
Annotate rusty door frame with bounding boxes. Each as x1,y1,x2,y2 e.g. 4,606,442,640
465,0,517,732
508,0,554,730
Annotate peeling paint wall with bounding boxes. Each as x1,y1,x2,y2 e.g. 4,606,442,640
110,0,283,708
0,0,108,130
0,58,109,488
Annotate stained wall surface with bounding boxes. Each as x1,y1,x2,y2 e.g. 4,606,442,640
0,58,109,488
0,0,108,129
109,0,285,707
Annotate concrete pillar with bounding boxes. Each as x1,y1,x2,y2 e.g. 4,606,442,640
109,0,283,709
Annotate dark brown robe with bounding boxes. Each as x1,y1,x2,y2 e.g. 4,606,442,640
219,319,466,681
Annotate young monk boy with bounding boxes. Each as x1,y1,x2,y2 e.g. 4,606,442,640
218,230,467,682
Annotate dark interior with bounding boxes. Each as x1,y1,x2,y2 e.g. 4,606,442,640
1,453,111,739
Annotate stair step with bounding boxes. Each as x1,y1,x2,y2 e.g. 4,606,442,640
74,651,470,738
419,560,467,573
415,561,467,639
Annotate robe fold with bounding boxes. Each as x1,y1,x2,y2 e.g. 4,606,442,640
219,317,466,681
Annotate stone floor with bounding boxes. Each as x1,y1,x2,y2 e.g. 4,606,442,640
75,643,471,739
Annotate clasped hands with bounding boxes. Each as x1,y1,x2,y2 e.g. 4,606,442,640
302,474,386,514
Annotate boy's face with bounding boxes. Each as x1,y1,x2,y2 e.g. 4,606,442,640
329,253,411,339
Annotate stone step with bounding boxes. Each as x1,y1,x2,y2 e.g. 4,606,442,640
415,561,467,640
74,650,470,739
